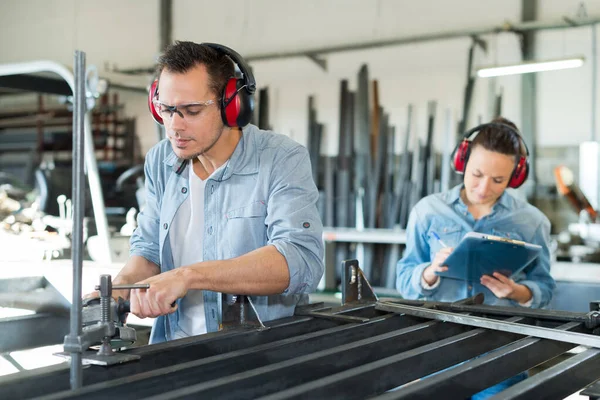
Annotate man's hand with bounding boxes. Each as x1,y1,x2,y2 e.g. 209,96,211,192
480,272,532,304
422,247,453,286
129,268,189,318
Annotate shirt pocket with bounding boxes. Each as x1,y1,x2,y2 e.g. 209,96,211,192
427,223,463,258
225,201,268,257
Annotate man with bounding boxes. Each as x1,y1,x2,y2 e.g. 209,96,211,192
112,41,324,343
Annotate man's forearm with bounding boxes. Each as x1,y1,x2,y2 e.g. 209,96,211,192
181,245,290,295
113,255,160,299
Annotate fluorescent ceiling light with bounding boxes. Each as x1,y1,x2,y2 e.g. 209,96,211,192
476,57,584,78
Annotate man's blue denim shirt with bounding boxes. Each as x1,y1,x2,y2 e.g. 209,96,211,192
130,124,324,343
396,184,555,308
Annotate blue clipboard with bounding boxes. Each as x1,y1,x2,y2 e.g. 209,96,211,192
436,232,542,282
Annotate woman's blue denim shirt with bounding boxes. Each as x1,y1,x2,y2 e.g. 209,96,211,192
396,184,555,308
130,125,324,343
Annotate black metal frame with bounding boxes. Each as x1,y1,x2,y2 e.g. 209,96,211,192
2,296,600,400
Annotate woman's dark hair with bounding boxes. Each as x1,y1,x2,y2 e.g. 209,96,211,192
156,41,234,101
471,116,527,162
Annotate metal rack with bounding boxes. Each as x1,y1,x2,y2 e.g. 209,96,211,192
2,261,600,399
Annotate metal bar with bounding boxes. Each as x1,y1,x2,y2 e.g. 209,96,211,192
498,348,600,400
520,0,537,198
376,301,600,348
67,49,86,391
0,317,340,399
39,315,416,400
1,354,25,372
159,0,172,51
254,322,524,400
242,17,600,62
138,321,483,399
372,321,581,399
0,314,69,353
385,297,600,326
591,23,597,142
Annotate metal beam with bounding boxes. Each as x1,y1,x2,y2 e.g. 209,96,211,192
502,348,600,400
40,315,412,399
234,324,523,400
372,321,580,399
159,0,172,52
113,16,600,75
244,17,600,62
520,0,537,200
0,317,339,399
0,314,69,353
376,302,600,348
131,321,480,399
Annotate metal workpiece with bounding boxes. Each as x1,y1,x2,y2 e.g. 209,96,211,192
375,301,600,348
4,262,600,399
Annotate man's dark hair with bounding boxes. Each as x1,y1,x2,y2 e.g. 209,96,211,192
471,116,526,162
156,41,235,101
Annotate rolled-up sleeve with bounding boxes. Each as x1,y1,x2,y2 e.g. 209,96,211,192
265,146,324,295
129,150,161,267
396,206,438,298
515,218,556,308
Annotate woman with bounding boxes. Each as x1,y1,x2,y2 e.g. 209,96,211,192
396,117,554,307
395,117,556,398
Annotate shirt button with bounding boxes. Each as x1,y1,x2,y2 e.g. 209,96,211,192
163,223,168,229
181,187,187,194
468,285,473,290
211,185,214,194
208,226,213,235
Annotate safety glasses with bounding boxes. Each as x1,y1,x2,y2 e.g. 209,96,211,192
152,99,217,121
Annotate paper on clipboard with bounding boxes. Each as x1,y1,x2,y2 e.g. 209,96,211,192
436,232,542,282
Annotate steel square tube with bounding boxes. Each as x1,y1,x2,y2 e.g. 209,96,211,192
38,314,420,399
372,321,581,399
0,316,339,399
138,320,511,399
492,348,600,400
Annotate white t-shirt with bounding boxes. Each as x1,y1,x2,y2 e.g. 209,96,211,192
170,163,210,338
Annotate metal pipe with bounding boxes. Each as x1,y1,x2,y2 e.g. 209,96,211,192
160,0,172,52
376,301,600,348
245,17,600,62
592,23,597,141
69,50,86,390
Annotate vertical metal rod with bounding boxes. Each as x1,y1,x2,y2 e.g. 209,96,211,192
69,49,86,390
592,23,597,141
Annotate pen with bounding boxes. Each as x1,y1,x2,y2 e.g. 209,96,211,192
431,231,449,248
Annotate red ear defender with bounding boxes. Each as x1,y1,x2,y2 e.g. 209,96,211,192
452,139,471,174
221,77,242,127
148,80,163,125
509,156,529,188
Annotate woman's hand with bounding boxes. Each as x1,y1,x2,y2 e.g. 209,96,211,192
480,272,533,304
422,247,453,286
